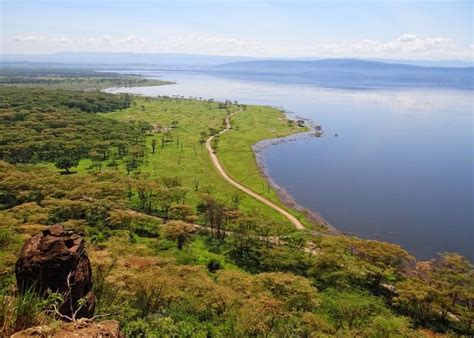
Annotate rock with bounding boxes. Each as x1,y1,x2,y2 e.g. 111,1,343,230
15,224,95,320
11,319,122,338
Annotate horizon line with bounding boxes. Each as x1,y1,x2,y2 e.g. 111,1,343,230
1,51,473,63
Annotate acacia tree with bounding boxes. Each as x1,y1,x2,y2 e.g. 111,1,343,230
431,253,473,325
55,155,79,174
133,176,159,213
321,289,390,335
393,277,437,326
197,195,227,241
164,220,195,249
394,253,474,334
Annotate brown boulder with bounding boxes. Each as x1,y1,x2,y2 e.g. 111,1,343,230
15,224,95,320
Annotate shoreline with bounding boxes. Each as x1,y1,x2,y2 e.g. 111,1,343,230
107,84,341,234
252,128,341,235
103,81,472,262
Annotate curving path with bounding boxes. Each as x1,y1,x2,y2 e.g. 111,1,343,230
206,109,305,230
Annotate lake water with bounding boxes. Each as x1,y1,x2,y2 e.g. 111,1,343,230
108,71,473,261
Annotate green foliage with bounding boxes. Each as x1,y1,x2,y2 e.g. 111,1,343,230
0,67,172,90
164,220,196,249
320,289,391,335
0,286,61,336
0,87,145,166
54,155,80,174
394,253,474,334
0,86,472,337
365,315,415,337
0,226,17,250
104,96,304,233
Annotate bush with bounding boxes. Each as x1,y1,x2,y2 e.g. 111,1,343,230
207,259,221,273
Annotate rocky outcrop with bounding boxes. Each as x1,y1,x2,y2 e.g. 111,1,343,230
11,319,122,338
15,224,95,320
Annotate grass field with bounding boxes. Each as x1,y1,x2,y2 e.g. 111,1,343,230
218,105,314,227
100,97,316,234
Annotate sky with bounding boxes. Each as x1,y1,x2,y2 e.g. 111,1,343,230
1,0,473,60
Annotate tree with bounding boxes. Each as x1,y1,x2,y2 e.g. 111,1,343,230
55,155,79,174
197,195,227,241
192,178,200,192
256,272,319,312
230,192,243,210
394,277,437,326
321,289,390,335
199,131,207,144
133,176,159,213
211,136,219,153
208,127,218,136
124,156,138,175
346,238,415,291
168,204,194,221
164,221,195,249
431,253,474,333
236,295,285,336
394,253,474,333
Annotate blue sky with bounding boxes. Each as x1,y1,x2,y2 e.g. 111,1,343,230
1,0,472,60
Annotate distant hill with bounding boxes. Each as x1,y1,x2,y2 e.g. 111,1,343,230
210,59,474,90
365,58,473,68
1,53,472,89
0,52,256,66
1,52,471,68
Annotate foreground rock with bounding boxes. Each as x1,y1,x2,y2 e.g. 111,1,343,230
11,319,122,338
15,224,95,319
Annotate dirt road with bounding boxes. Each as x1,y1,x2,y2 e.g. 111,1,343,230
205,110,305,230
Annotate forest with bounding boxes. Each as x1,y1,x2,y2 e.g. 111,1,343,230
0,81,472,337
0,67,172,90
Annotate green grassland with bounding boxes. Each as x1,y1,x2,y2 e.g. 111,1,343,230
218,105,315,227
102,97,313,234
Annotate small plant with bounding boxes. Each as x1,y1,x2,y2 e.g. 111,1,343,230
0,285,58,336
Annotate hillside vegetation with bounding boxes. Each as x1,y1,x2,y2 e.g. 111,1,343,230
0,85,472,336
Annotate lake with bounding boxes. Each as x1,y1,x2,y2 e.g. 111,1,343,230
107,70,473,261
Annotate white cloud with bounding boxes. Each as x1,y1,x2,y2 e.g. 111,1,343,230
50,37,73,45
13,34,44,42
12,34,149,50
123,35,146,44
8,33,473,60
298,34,468,60
101,34,112,43
398,34,417,43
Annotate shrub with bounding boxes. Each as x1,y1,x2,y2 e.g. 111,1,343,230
207,259,221,273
